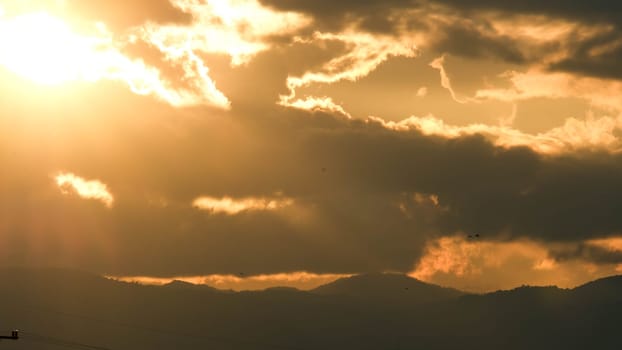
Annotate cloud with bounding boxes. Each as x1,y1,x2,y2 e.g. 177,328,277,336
3,80,622,279
429,55,473,104
279,30,417,111
3,84,622,277
475,69,622,112
193,196,294,215
258,0,419,33
432,0,622,25
0,0,192,31
550,31,622,80
0,0,312,109
415,87,428,97
55,172,114,208
140,0,311,66
69,0,192,30
411,236,621,292
373,113,622,154
283,96,352,118
548,239,622,265
427,2,622,82
110,271,350,291
3,1,622,289
0,12,230,108
258,0,622,82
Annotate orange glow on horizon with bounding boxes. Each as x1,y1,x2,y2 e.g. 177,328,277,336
410,236,622,292
108,272,351,291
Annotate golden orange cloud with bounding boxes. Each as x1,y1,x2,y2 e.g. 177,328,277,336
158,0,311,65
284,96,352,118
372,113,622,154
109,272,350,291
130,0,310,108
55,172,114,208
193,196,294,215
411,236,621,292
475,69,622,112
586,237,622,262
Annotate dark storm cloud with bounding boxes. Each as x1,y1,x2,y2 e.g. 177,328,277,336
433,0,622,24
291,120,622,245
550,32,622,80
430,23,526,63
550,243,622,265
261,0,622,20
259,0,622,80
434,0,622,79
259,0,419,33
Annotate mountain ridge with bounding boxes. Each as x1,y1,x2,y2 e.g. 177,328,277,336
1,267,620,294
0,268,621,349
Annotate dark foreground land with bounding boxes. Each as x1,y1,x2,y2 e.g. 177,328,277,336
0,269,620,350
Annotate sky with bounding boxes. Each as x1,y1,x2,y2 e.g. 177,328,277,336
1,0,622,293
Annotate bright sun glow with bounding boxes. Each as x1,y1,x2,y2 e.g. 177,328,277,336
0,10,230,108
0,12,110,85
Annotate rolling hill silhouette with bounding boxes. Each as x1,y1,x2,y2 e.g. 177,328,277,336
0,269,619,350
311,272,464,304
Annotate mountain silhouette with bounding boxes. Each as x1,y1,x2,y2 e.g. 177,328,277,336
573,275,622,301
0,268,620,350
311,272,464,304
162,280,226,293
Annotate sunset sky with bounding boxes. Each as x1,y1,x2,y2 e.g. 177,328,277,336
2,0,622,293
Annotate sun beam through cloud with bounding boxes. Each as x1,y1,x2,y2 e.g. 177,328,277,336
0,10,230,108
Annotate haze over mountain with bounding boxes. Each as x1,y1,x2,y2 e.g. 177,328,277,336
0,269,620,350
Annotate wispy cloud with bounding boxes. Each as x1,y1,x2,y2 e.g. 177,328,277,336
475,69,622,112
411,236,619,292
280,31,417,112
429,55,473,104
